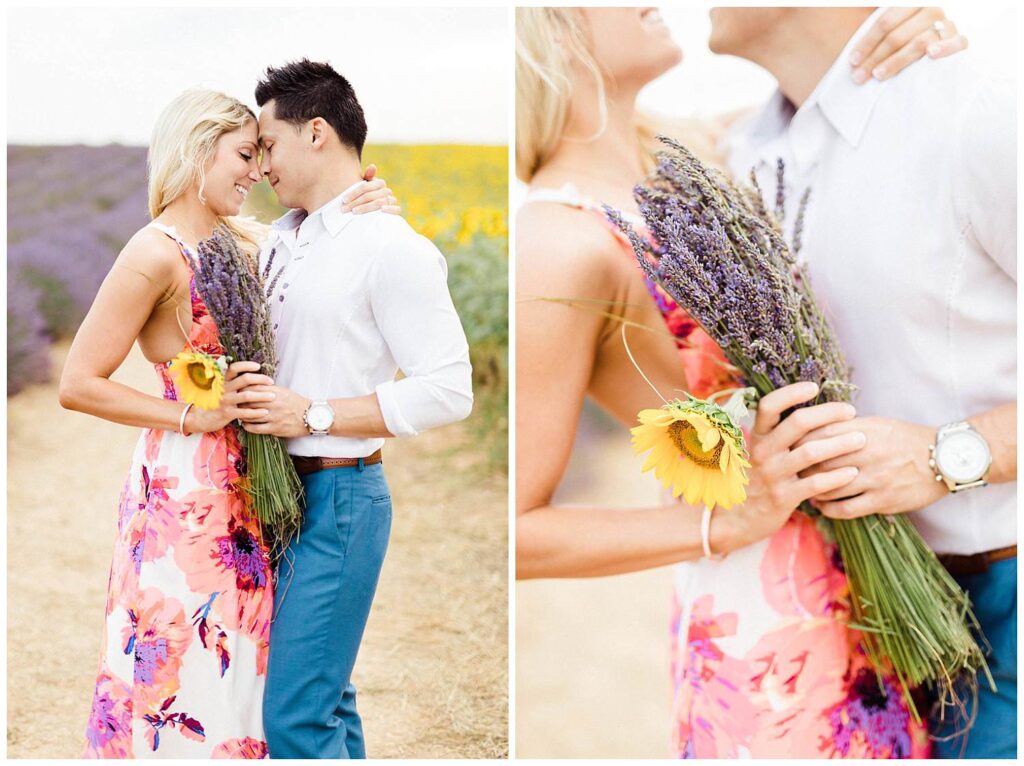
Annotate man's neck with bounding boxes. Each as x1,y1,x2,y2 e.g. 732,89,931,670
299,157,364,215
747,8,872,108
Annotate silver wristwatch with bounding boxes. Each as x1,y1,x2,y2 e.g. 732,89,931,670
928,421,992,493
303,400,335,436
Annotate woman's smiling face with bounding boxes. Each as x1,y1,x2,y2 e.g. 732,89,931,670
202,121,261,216
580,7,684,90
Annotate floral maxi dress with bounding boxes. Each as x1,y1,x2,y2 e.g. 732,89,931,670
83,222,273,759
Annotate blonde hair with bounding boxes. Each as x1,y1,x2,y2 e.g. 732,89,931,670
516,9,722,183
516,8,607,182
147,88,267,257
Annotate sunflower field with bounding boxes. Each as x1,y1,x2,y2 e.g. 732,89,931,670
7,143,508,468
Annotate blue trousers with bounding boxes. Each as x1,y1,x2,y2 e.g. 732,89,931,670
932,557,1017,759
264,461,392,759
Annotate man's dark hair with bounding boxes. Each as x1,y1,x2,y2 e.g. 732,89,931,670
255,59,367,157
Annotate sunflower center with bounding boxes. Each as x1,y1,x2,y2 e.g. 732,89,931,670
186,362,215,391
668,420,723,468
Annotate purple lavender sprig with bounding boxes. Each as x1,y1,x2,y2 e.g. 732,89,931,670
193,229,276,374
607,135,850,403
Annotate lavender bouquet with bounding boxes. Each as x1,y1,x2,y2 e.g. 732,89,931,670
193,226,303,563
609,135,992,718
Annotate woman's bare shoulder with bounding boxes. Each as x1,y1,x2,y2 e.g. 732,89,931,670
115,225,186,281
516,202,633,289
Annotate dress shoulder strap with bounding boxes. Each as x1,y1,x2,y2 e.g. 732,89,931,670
522,182,605,214
146,221,196,267
522,182,646,228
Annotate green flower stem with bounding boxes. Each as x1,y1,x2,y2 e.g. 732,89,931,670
238,429,304,566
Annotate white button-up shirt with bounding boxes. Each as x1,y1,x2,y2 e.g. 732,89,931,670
260,184,474,458
725,11,1016,555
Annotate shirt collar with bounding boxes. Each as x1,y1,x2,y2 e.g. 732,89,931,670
806,7,889,148
270,179,363,237
743,7,888,153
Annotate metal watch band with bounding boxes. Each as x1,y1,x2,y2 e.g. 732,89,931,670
936,421,971,440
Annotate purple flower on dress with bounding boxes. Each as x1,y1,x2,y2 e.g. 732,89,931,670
217,523,269,592
86,688,120,749
134,637,171,686
829,668,912,757
84,671,133,756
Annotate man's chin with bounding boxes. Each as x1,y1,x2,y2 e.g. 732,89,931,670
706,32,729,55
272,190,292,208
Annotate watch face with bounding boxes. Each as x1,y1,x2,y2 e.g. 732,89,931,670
307,403,334,432
935,431,991,484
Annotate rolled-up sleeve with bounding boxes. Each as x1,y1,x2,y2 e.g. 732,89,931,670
371,234,474,436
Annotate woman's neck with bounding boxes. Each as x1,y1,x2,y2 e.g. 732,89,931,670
158,192,220,248
533,83,647,214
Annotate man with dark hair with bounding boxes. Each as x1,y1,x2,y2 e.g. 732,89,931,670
255,58,368,158
242,59,473,758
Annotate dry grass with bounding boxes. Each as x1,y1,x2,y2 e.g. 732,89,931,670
7,341,507,758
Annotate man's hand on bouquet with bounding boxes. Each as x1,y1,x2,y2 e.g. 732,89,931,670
716,382,866,552
237,383,311,439
340,164,401,215
185,361,277,434
796,416,947,519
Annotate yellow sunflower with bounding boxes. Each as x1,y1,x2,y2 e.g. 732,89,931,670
167,351,225,411
631,396,752,510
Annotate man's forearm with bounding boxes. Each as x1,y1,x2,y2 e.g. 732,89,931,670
968,402,1016,484
326,393,394,439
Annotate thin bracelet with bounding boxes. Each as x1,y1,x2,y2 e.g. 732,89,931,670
178,402,194,436
701,505,725,561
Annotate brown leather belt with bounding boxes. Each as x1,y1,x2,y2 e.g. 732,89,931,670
291,449,383,476
938,545,1016,576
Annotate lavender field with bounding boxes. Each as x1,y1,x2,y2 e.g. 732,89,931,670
8,145,150,393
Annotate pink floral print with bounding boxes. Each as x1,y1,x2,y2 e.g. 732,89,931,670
83,230,271,758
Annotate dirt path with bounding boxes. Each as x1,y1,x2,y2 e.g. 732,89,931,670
7,341,507,758
515,403,674,758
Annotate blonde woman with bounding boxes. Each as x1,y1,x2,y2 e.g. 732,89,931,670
61,89,393,758
516,8,967,758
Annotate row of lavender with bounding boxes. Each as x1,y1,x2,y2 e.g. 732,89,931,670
8,145,151,393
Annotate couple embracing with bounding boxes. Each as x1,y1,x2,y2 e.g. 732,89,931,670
66,60,473,759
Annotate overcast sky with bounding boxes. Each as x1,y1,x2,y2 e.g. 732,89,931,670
7,6,509,145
